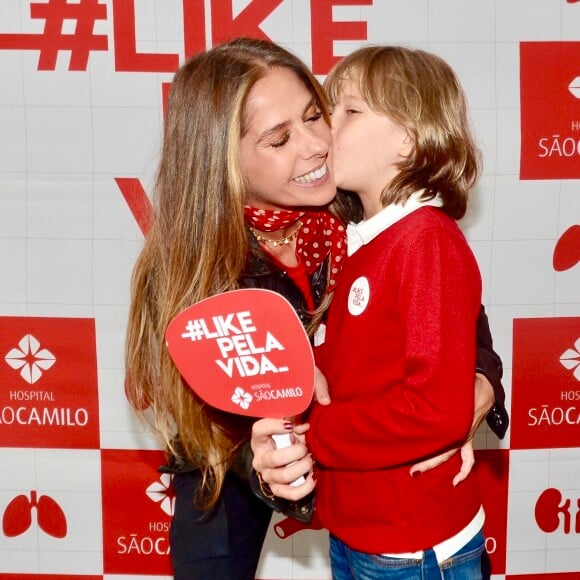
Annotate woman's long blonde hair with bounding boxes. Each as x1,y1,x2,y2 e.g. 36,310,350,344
325,45,480,219
125,38,331,509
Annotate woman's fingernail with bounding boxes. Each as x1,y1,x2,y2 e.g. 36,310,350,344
284,422,293,430
411,471,421,478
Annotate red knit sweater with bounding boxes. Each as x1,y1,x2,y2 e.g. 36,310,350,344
307,207,482,554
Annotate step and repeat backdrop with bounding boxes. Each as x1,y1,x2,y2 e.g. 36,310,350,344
0,0,579,578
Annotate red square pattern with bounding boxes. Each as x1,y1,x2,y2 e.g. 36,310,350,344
0,316,100,449
476,449,510,575
511,317,580,450
0,576,101,579
101,449,173,576
519,42,580,180
506,574,580,579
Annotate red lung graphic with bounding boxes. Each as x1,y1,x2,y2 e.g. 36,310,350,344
2,494,32,537
37,494,67,538
2,490,67,538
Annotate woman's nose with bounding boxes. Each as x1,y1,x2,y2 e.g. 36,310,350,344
301,128,329,158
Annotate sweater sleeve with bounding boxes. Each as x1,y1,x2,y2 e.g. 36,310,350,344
475,305,510,438
307,221,481,470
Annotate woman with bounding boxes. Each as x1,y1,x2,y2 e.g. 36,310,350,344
125,37,344,580
125,37,507,580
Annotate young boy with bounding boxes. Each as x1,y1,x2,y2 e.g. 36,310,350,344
306,46,490,579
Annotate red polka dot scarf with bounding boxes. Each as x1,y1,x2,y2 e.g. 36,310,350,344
244,206,346,290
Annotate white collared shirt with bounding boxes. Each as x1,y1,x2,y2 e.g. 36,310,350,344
346,191,443,256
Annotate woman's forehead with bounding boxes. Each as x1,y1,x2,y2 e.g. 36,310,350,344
243,68,315,135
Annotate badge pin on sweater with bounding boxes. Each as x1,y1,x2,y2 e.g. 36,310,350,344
166,288,315,486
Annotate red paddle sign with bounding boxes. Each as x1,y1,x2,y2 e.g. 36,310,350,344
165,289,315,418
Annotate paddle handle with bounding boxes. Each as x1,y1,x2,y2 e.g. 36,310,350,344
271,433,306,486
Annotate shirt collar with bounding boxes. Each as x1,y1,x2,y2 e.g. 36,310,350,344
346,191,443,256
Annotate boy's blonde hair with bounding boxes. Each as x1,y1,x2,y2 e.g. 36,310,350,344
325,45,480,219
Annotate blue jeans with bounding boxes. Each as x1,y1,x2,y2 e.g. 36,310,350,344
330,529,490,580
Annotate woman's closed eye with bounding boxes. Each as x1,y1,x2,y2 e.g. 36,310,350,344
305,110,323,123
271,133,290,148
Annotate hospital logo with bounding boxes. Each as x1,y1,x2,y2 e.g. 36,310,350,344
0,316,100,449
101,449,173,576
511,317,580,450
5,334,56,385
520,42,580,179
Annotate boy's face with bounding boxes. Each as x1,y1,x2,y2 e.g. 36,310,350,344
240,67,336,211
330,79,411,215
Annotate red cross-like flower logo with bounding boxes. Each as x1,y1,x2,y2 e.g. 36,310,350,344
560,338,580,382
146,473,175,516
231,386,253,410
5,334,56,384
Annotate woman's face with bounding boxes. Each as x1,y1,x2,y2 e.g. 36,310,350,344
241,67,336,210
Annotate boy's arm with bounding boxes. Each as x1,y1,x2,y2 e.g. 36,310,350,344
409,315,509,480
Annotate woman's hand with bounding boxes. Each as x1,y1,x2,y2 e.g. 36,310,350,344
251,418,315,501
469,373,495,438
314,367,331,405
409,373,495,484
